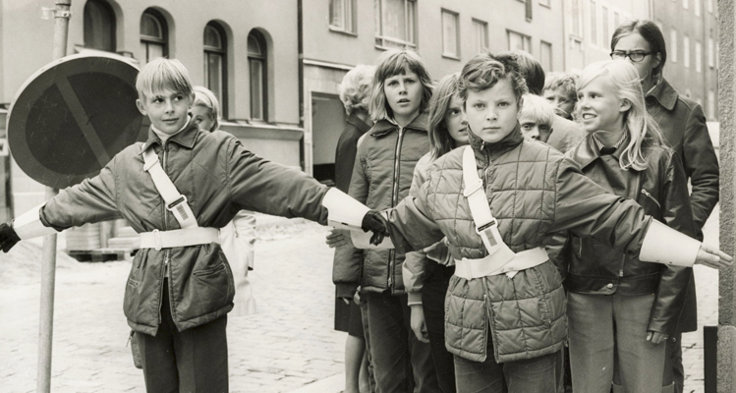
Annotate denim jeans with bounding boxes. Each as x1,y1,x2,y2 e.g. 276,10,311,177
365,291,440,393
453,349,563,393
567,292,665,393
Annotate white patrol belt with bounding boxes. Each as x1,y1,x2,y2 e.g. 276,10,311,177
142,147,198,229
454,247,549,280
461,146,517,272
139,227,220,250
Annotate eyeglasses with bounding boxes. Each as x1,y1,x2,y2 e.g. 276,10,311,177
610,50,652,63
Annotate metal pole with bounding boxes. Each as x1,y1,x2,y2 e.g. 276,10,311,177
36,1,70,392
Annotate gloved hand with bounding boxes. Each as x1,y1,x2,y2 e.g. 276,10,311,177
361,210,388,246
0,222,20,252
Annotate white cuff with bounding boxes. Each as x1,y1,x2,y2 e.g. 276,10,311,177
13,204,57,240
322,188,370,229
639,219,700,267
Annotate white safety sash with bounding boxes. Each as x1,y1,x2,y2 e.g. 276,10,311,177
142,147,198,229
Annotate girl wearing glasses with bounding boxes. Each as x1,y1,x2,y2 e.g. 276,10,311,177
610,19,719,393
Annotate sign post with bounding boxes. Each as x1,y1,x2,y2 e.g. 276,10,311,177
38,2,70,391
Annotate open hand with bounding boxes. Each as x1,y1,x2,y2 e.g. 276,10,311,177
695,244,733,269
325,229,352,248
410,305,429,343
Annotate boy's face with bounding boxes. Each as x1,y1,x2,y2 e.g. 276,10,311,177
191,105,215,132
383,69,423,123
465,77,520,144
543,88,575,118
136,89,194,135
519,114,552,143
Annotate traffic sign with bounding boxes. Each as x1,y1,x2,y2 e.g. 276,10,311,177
7,52,144,189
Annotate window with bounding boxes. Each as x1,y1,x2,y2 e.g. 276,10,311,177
84,0,115,51
670,29,678,62
441,9,460,59
540,41,553,71
589,0,597,45
708,36,715,67
695,41,702,72
683,35,690,68
695,0,701,16
248,30,268,121
601,6,609,48
571,0,583,37
507,30,531,52
204,22,227,117
539,0,551,8
525,0,533,21
374,0,416,49
140,9,167,64
329,0,356,34
707,89,715,120
472,19,489,54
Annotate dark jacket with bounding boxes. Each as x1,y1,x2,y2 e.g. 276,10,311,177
647,78,719,332
41,123,329,335
386,126,655,363
334,114,372,192
547,114,585,153
565,134,696,335
332,114,429,297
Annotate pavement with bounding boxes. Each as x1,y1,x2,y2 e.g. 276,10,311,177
0,209,724,393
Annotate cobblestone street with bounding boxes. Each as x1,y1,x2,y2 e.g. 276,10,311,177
0,210,725,392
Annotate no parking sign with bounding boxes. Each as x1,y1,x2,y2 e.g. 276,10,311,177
7,52,144,189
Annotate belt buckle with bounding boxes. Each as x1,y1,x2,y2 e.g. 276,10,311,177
167,195,187,211
475,220,498,249
152,229,162,251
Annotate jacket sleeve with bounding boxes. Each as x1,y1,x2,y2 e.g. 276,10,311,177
402,155,432,305
227,138,328,224
332,142,370,296
387,168,445,253
647,151,698,334
681,104,719,232
552,157,651,252
41,155,121,229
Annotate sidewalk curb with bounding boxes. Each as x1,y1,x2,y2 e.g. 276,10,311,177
286,373,343,393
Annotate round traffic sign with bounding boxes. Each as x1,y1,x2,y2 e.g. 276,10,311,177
7,52,144,189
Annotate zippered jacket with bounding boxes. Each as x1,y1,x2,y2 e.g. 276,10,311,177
565,135,696,335
385,126,657,363
332,114,429,297
41,124,329,335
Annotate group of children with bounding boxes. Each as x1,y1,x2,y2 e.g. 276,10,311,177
0,18,726,393
329,19,722,393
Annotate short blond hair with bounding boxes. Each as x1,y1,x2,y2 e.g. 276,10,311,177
136,58,193,99
519,94,555,128
193,86,220,131
338,65,375,116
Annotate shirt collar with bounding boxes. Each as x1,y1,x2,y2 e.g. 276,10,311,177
646,79,678,111
141,117,199,152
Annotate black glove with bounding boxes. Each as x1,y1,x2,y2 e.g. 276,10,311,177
0,223,20,252
361,210,389,246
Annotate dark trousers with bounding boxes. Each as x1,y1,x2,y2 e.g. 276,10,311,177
138,281,229,393
423,264,456,393
454,350,563,393
365,291,440,393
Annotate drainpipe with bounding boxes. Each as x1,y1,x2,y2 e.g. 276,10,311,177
297,0,305,170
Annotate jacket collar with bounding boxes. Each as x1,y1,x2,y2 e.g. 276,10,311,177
570,132,630,170
468,122,524,165
141,120,200,152
646,79,678,111
346,114,372,134
370,112,428,137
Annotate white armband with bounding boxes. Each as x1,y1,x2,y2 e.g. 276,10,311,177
13,204,58,240
639,219,700,267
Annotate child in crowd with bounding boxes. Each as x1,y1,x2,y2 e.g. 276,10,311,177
611,20,720,392
0,58,381,392
344,52,729,393
565,60,694,393
543,72,578,120
192,85,257,316
519,93,555,143
332,49,440,393
332,65,376,393
403,73,466,393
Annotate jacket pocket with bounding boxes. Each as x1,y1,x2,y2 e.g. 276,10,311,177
178,249,235,321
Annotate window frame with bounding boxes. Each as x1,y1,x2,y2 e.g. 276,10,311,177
374,0,417,49
203,22,228,118
247,30,268,122
140,9,168,64
440,8,460,60
83,0,116,52
472,18,489,54
329,0,357,35
507,29,532,53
